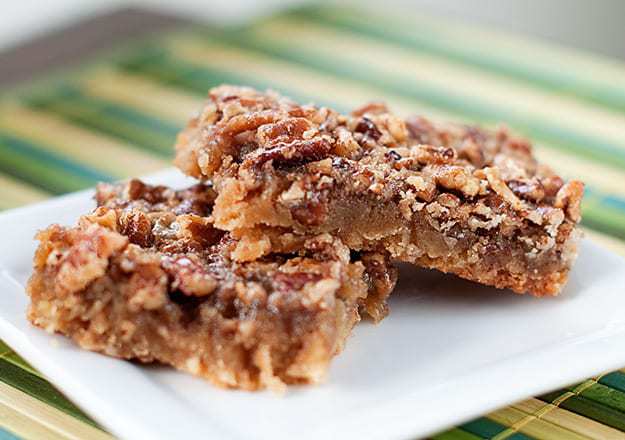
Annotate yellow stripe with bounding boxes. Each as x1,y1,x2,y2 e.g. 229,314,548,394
0,104,167,178
511,398,625,440
338,5,625,89
167,35,453,119
0,172,49,209
489,406,591,440
168,37,625,196
0,382,113,440
533,147,625,196
582,228,625,257
254,18,625,149
492,379,601,440
25,98,174,154
0,402,70,440
79,68,203,125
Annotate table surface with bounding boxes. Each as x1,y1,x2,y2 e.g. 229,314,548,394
2,5,625,440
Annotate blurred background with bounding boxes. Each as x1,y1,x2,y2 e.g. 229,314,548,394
3,2,625,440
3,0,625,57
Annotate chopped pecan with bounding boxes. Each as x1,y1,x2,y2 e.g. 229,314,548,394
119,210,153,247
481,167,524,210
507,179,545,202
257,117,313,146
354,117,382,141
350,102,389,117
555,180,584,222
430,165,480,197
413,144,457,165
248,138,334,169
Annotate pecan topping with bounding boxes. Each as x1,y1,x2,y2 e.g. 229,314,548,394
175,86,584,296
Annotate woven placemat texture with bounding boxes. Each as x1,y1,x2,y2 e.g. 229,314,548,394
1,5,625,439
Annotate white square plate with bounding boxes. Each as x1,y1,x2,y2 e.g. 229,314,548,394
1,168,625,440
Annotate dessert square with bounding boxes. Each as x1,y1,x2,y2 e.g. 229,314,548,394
175,86,583,295
27,180,396,390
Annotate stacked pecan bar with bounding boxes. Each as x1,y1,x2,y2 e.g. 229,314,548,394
28,180,396,390
175,86,583,296
28,84,583,391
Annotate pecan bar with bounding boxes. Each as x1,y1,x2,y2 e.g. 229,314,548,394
27,180,396,390
174,86,583,296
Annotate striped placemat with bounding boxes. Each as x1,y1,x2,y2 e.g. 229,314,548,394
2,5,625,439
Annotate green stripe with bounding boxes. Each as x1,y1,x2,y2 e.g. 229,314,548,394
0,359,98,429
26,85,177,157
0,341,11,355
460,418,507,438
1,353,41,380
0,427,20,440
581,216,625,240
118,48,269,95
540,389,625,432
0,133,111,194
0,341,39,378
578,383,625,414
459,417,534,439
599,372,625,394
197,28,625,172
555,396,625,432
0,132,109,182
505,434,534,440
292,6,625,114
58,86,180,138
117,47,339,110
432,428,483,440
581,194,625,240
